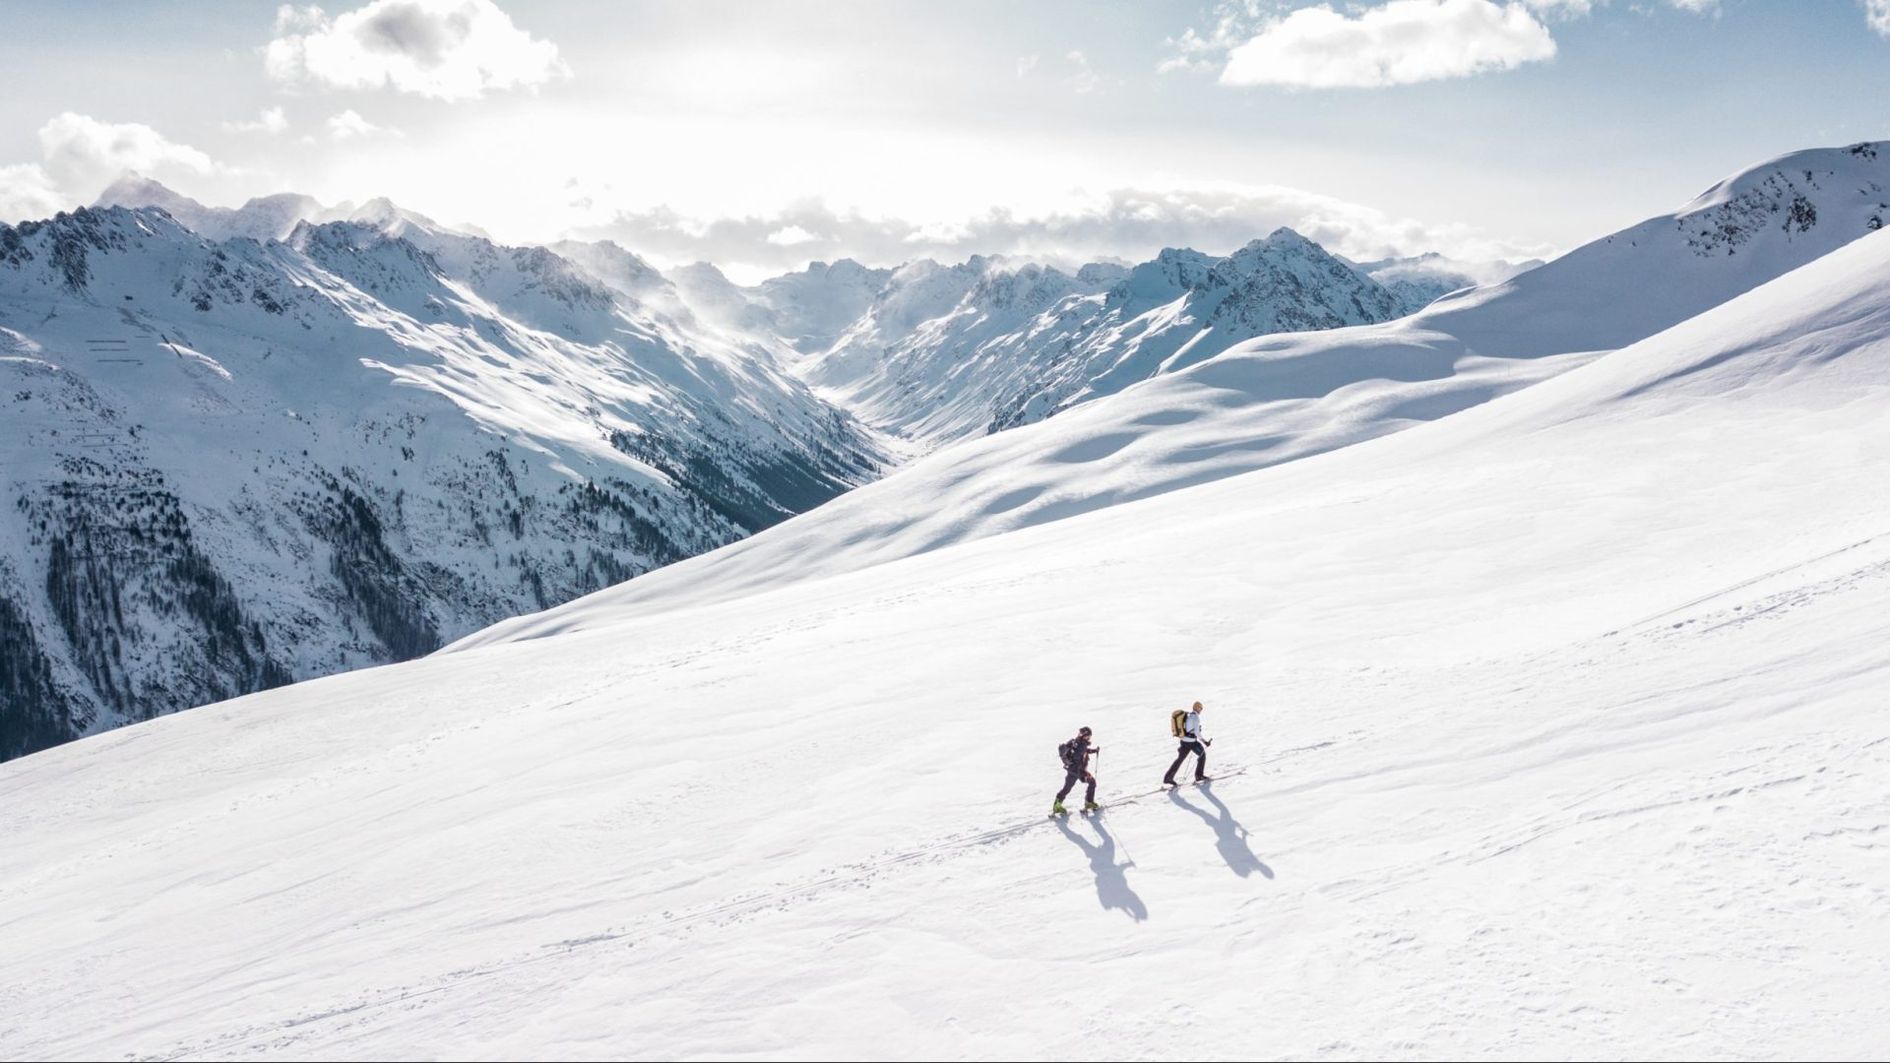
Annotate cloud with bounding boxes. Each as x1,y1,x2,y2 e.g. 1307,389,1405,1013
1219,1,1557,89
1175,0,1719,87
764,224,820,246
1160,0,1267,74
38,112,218,192
326,109,402,139
1867,0,1890,36
0,163,63,222
571,185,1547,283
0,113,223,223
1519,0,1595,15
265,0,568,100
223,106,290,135
275,4,326,32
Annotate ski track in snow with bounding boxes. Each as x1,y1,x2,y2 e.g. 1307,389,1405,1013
29,539,1890,1060
131,539,1890,1060
129,754,1304,1061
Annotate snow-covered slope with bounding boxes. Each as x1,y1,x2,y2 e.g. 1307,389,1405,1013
465,142,1890,636
0,204,884,760
3,219,1888,1059
1435,141,1889,357
797,229,1415,446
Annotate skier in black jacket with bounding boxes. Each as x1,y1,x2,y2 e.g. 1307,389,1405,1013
1053,726,1101,815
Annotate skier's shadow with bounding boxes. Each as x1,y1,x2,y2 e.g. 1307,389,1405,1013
1169,782,1274,879
1054,815,1149,921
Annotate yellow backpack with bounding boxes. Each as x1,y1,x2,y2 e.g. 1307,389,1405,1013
1169,709,1186,737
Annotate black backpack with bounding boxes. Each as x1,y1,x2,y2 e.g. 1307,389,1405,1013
1058,739,1081,772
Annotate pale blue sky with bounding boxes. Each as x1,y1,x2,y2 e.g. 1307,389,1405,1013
1,0,1885,277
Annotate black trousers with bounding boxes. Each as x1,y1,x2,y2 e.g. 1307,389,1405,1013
1164,740,1207,783
1057,769,1096,804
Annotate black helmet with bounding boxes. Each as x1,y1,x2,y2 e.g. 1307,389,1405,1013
1078,726,1092,737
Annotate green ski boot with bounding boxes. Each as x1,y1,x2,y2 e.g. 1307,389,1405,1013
1083,800,1102,813
1051,800,1068,816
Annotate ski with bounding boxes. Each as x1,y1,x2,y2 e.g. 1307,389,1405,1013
1096,767,1248,809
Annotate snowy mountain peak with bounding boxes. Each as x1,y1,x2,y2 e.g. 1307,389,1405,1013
0,197,889,762
1224,226,1349,269
93,173,199,217
1672,140,1889,256
1250,225,1321,251
965,261,1084,314
92,176,480,248
549,238,677,307
750,257,898,354
791,228,1419,447
1109,247,1219,307
804,257,880,281
341,196,447,239
2,203,210,293
1076,261,1130,286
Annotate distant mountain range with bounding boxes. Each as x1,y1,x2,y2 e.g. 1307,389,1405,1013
11,140,1875,762
0,195,881,760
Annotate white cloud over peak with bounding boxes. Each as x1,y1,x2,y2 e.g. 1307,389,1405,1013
764,224,820,246
0,113,223,222
1866,0,1890,36
38,112,217,190
1219,1,1557,89
265,0,568,101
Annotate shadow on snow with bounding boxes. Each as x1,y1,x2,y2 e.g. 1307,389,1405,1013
1054,814,1148,921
